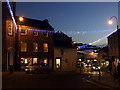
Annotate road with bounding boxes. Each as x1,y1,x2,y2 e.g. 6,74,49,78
2,71,109,89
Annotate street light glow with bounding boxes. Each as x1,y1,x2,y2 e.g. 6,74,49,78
19,17,24,22
108,20,113,25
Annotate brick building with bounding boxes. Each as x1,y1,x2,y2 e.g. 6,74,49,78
108,29,120,72
2,1,54,71
15,16,54,71
2,2,16,71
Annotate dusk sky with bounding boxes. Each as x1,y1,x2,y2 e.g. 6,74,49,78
16,2,118,46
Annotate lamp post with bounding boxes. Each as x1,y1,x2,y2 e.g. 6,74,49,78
108,16,119,73
108,16,118,30
15,16,24,71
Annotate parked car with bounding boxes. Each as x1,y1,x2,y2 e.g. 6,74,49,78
85,63,92,67
92,64,100,71
24,63,53,74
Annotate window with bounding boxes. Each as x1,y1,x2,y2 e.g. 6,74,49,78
33,31,38,36
8,21,13,35
44,58,48,64
20,28,27,35
21,58,32,69
43,43,48,52
33,58,37,65
56,58,61,69
33,42,38,52
21,42,27,52
43,32,48,37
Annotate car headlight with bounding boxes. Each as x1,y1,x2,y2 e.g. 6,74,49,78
25,69,28,71
93,67,95,69
98,67,100,69
89,64,91,66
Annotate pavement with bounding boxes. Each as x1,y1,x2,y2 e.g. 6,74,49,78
2,71,105,89
87,70,120,89
2,70,120,89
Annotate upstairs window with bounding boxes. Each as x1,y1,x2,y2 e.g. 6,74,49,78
33,42,38,52
33,31,38,36
43,32,48,37
7,21,13,36
21,42,27,52
43,43,48,52
20,28,27,35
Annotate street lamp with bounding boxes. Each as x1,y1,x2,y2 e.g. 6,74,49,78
108,16,118,30
108,16,119,74
19,17,24,22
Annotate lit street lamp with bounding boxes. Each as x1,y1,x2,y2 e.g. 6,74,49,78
108,16,119,74
19,17,24,22
108,16,118,30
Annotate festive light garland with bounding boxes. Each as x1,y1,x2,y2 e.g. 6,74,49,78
89,29,117,45
20,28,57,34
6,0,17,30
6,0,118,47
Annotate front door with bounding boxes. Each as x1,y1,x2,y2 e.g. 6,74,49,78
7,52,13,71
55,58,61,69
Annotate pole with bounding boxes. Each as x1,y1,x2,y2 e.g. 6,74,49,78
98,69,101,80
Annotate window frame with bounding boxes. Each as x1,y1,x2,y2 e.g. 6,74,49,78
43,43,48,52
20,28,27,35
20,42,27,52
7,20,13,36
43,32,48,37
33,31,39,36
33,42,38,52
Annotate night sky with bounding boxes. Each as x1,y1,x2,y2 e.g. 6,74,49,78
16,2,118,46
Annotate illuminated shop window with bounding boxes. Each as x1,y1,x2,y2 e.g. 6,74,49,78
8,21,13,35
21,42,27,52
20,28,27,35
27,58,32,66
33,58,37,65
43,32,48,37
44,58,48,64
24,59,28,64
56,58,61,69
33,42,38,52
21,58,32,69
43,43,48,52
33,31,38,36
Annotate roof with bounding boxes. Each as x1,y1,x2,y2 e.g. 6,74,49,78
15,16,54,30
54,31,76,48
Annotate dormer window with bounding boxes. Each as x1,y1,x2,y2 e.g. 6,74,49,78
33,31,38,36
43,32,48,37
20,28,27,35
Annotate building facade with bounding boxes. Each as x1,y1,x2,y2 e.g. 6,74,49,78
108,29,120,72
2,2,16,71
15,17,54,71
97,46,109,69
2,1,54,71
53,32,77,71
